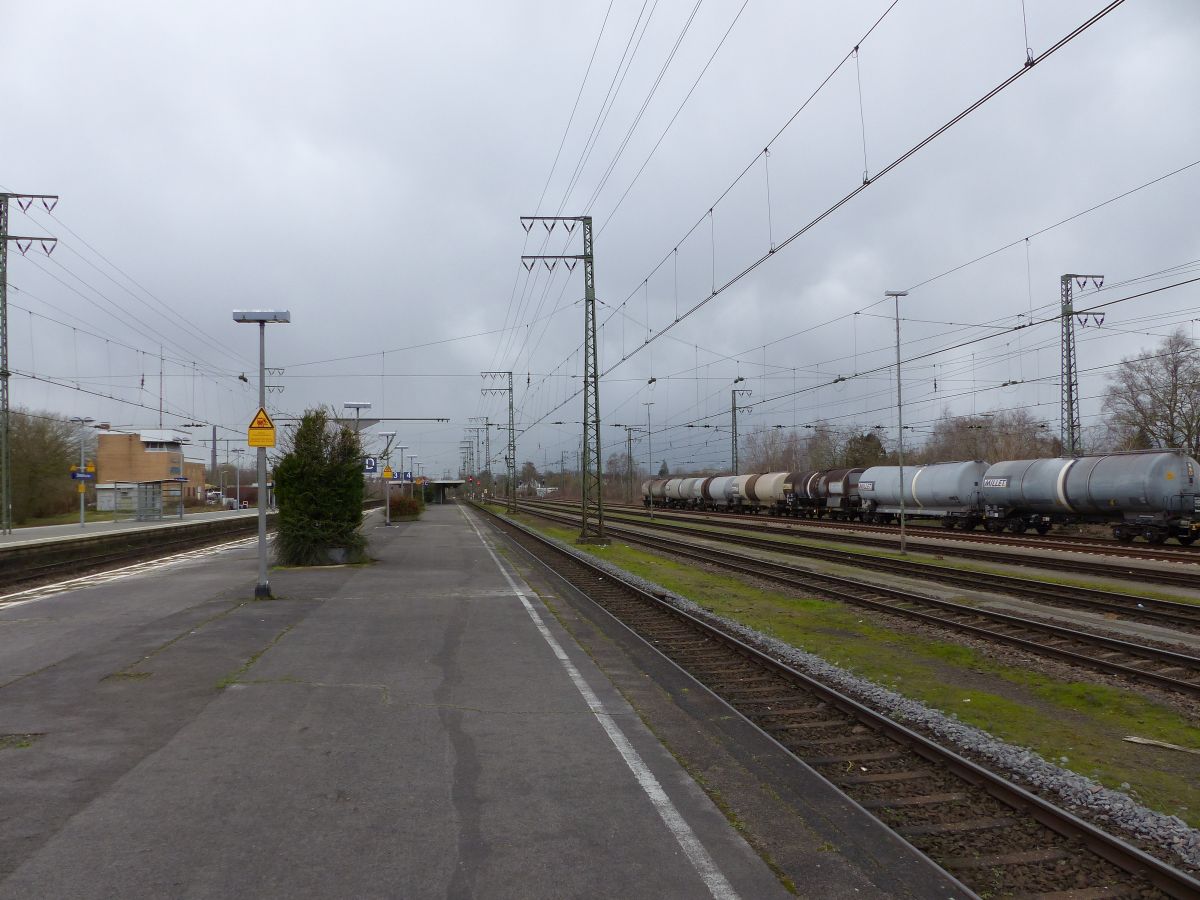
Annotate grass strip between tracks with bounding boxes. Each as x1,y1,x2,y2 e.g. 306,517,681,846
501,508,1200,830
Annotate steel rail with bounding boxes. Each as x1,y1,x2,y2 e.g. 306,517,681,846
518,503,1200,696
606,498,1200,561
563,503,1200,630
537,499,1200,590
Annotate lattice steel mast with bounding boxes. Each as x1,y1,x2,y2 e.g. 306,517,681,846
1060,273,1103,457
0,192,58,534
731,384,751,475
481,371,515,513
520,215,606,544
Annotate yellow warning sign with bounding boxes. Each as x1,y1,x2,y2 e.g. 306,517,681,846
248,407,276,448
382,467,394,480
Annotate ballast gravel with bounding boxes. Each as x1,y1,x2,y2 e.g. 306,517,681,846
540,533,1200,871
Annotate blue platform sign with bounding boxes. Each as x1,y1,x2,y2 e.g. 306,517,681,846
362,456,378,474
402,471,412,482
70,471,95,480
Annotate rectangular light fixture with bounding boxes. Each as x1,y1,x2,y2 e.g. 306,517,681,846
232,310,291,323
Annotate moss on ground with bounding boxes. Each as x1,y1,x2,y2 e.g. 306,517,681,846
504,509,1200,828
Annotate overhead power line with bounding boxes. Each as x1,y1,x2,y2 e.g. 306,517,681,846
517,0,1131,435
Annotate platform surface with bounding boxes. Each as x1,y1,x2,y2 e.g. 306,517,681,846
0,505,260,548
0,503,805,899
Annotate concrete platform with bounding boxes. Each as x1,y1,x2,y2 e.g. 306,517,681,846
0,503,970,898
0,505,260,549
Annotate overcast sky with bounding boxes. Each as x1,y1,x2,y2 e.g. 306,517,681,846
4,0,1198,476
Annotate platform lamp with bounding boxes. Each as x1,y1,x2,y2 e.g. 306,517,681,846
885,290,908,555
643,401,654,521
378,431,397,526
230,448,247,514
232,309,291,599
395,444,408,500
69,416,94,528
343,401,371,435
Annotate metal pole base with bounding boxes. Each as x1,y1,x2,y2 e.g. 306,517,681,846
254,583,273,599
575,535,610,547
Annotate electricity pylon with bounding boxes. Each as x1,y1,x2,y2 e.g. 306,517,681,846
482,371,515,513
1060,273,1103,457
1,192,58,534
520,214,607,544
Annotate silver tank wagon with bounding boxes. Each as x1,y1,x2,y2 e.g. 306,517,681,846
703,475,737,508
982,450,1200,543
858,461,989,528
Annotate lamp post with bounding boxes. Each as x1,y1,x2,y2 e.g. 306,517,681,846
233,309,291,599
69,416,94,527
885,290,908,555
231,448,246,510
407,454,417,498
643,401,654,521
379,431,396,526
343,401,371,435
394,444,407,503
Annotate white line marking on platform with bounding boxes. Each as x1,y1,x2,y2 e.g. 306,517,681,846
0,537,257,609
462,508,739,900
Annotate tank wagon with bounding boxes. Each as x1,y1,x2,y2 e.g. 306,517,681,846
858,461,989,528
642,451,1198,544
817,468,865,520
751,472,791,514
982,450,1200,544
783,470,824,516
702,475,737,509
664,477,692,507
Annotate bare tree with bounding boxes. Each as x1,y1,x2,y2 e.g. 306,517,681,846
1103,329,1200,456
11,408,76,524
919,409,1058,463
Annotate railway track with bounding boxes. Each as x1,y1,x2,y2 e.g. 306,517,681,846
604,498,1200,563
515,502,1200,697
533,499,1200,591
0,519,269,596
527,501,1200,633
477,504,1200,898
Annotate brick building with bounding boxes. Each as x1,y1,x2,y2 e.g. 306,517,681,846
95,430,207,504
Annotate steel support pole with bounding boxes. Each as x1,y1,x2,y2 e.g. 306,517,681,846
0,200,9,534
731,391,738,475
78,425,86,527
887,290,908,555
645,403,654,521
256,321,270,598
1060,275,1078,457
0,192,57,534
626,426,634,504
579,216,606,543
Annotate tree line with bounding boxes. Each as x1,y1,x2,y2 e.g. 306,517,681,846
522,327,1199,496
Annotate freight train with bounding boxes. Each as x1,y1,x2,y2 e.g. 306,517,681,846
641,450,1200,545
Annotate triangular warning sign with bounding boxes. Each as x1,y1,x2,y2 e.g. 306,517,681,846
250,408,274,429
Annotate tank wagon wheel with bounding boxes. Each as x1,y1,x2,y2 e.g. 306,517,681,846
984,520,1003,533
1034,523,1051,535
940,518,956,530
1113,527,1135,544
1145,531,1167,545
1008,522,1027,534
1177,534,1197,546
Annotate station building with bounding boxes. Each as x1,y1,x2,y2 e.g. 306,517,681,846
94,430,207,509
